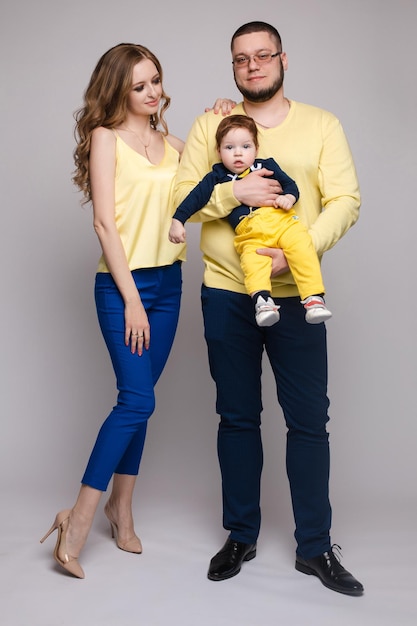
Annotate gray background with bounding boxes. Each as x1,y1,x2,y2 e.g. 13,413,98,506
1,1,416,625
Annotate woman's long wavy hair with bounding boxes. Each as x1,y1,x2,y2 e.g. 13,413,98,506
73,43,171,203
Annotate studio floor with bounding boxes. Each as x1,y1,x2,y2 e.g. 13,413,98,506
1,489,415,626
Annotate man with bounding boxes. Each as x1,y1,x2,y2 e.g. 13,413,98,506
174,21,363,596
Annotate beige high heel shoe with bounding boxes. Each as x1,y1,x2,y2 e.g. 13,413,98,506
40,509,85,579
104,506,142,554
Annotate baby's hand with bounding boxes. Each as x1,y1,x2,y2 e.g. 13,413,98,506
168,219,186,244
274,194,296,210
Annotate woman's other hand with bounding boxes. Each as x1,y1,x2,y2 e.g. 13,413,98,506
206,98,237,116
124,301,150,356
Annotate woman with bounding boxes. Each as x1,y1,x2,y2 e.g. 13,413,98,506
40,43,233,578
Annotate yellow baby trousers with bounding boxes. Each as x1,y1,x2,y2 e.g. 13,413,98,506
234,206,325,299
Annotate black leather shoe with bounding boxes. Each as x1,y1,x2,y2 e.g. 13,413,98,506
295,546,364,596
207,538,257,581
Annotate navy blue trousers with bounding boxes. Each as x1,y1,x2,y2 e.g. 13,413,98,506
201,286,332,559
82,262,182,491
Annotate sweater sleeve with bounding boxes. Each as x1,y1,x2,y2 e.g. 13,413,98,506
309,116,360,255
172,170,218,224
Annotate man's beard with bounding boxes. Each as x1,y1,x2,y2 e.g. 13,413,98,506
234,62,284,103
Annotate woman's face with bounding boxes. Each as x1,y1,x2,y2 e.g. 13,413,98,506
126,59,163,117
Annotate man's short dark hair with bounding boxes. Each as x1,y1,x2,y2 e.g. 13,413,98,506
231,21,282,51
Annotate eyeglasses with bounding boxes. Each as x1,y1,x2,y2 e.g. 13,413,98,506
232,51,282,68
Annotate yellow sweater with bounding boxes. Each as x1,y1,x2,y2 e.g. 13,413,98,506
98,135,186,273
174,101,360,296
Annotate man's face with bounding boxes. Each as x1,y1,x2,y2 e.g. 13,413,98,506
231,31,287,103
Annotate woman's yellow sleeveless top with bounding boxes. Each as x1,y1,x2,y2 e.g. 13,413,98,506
97,134,186,272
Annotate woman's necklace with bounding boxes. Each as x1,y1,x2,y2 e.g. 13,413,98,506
123,125,152,159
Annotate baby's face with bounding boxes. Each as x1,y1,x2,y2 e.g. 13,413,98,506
218,127,257,174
